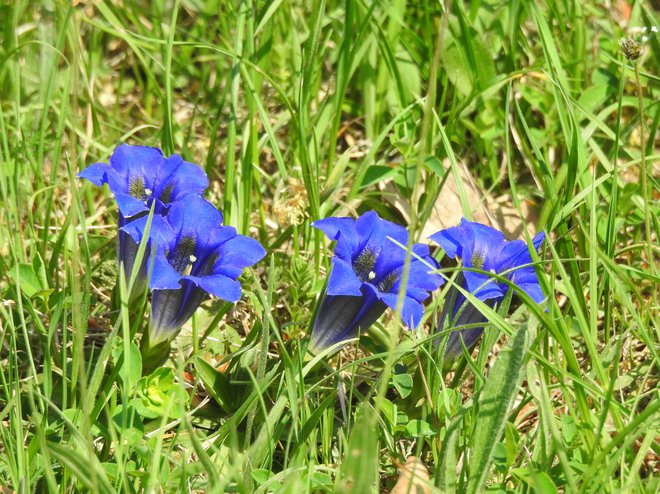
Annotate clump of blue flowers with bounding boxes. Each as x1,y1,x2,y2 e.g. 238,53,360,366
430,218,545,360
309,211,444,354
79,144,265,370
122,196,266,365
79,144,209,299
79,144,546,370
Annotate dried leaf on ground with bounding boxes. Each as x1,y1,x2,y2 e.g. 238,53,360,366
390,456,432,494
383,159,539,239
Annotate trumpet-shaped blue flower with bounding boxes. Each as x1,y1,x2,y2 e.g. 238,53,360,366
429,218,545,359
121,196,266,354
78,144,209,221
78,144,209,298
310,211,444,354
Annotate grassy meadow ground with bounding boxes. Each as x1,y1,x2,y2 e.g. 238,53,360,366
0,0,658,492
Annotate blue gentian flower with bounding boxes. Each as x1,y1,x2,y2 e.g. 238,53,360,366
309,211,444,354
429,218,545,359
121,196,266,356
78,144,209,220
78,144,209,297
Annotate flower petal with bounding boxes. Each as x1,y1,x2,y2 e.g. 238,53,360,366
149,282,206,341
186,274,243,302
463,271,503,301
378,292,424,328
312,217,354,240
111,144,165,190
149,281,208,349
113,193,147,219
497,232,544,272
460,220,506,270
119,217,180,290
508,264,538,283
77,162,111,186
80,145,211,221
406,258,444,291
149,253,184,290
532,231,545,250
440,287,497,360
313,211,445,338
313,217,359,261
429,223,467,259
397,285,434,304
166,197,224,251
154,155,209,202
150,288,186,339
120,214,175,252
213,232,267,271
327,258,363,296
444,324,487,360
495,239,529,270
369,231,410,278
514,281,545,305
78,163,145,217
354,211,382,252
116,229,149,301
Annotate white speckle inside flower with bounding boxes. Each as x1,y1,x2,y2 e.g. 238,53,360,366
368,271,376,280
144,188,153,196
189,255,197,264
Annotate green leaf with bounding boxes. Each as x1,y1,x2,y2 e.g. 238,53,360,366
300,392,337,443
613,373,634,391
442,13,497,97
492,442,508,472
423,155,446,177
247,395,288,469
134,367,188,419
505,422,520,466
467,322,529,494
46,442,114,494
32,252,49,289
443,42,473,97
392,372,413,398
577,83,610,112
251,468,275,486
111,405,144,446
360,165,397,188
113,341,142,391
380,398,396,431
310,472,333,490
404,419,436,438
511,468,558,494
10,261,49,299
194,357,236,413
336,405,379,494
561,415,577,444
440,403,471,493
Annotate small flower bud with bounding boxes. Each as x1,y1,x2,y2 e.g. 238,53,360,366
619,35,642,61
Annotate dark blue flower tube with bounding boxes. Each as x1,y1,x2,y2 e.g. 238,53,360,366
121,196,266,366
309,211,444,354
429,218,545,360
78,144,209,298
